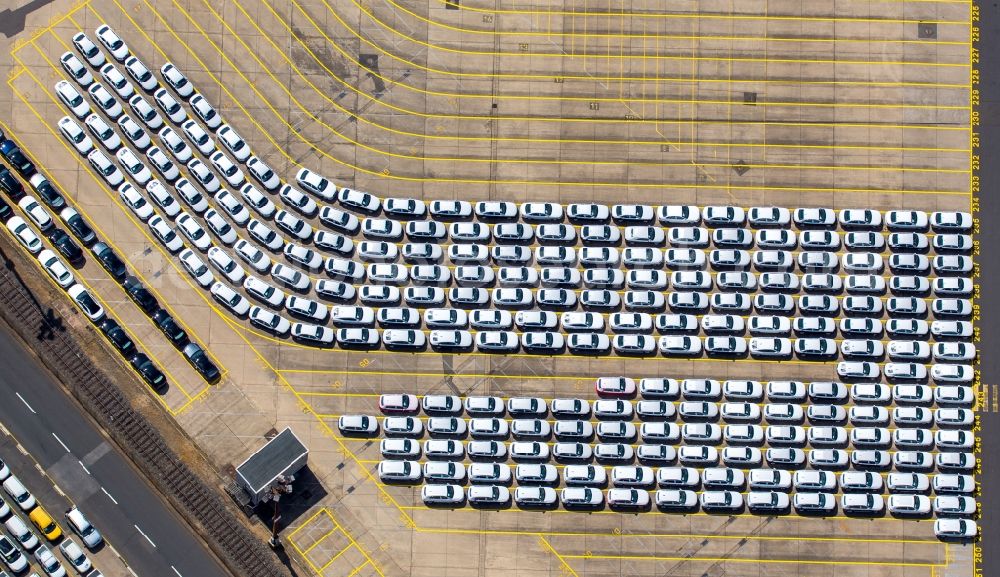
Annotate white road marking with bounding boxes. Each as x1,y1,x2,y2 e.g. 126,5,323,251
52,433,70,452
102,487,119,505
15,443,27,455
134,524,156,548
78,460,90,475
171,566,183,577
15,393,35,414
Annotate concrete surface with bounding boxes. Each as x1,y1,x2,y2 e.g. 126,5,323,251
0,0,980,576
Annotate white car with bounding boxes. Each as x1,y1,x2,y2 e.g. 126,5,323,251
146,146,179,181
291,322,335,345
284,243,322,270
94,23,128,60
296,168,337,201
58,116,94,154
189,93,221,129
238,184,276,219
160,62,193,99
145,214,182,252
340,188,381,213
85,113,121,151
934,519,977,539
248,306,291,335
218,125,251,162
6,216,42,254
210,151,244,188
211,281,250,315
65,284,104,322
377,460,421,483
162,115,197,155
179,248,215,287
37,249,74,289
89,85,125,122
122,57,157,94
127,95,163,129
247,156,280,190
153,88,186,124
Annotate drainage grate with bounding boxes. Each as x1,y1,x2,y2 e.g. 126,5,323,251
918,23,937,39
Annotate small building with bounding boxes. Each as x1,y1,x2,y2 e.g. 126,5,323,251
235,428,308,505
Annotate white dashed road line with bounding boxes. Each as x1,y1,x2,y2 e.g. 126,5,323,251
52,432,70,452
134,524,156,548
102,487,119,505
15,392,35,414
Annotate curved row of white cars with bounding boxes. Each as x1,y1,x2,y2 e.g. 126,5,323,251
54,25,976,374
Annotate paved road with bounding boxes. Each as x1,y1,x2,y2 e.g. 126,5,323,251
978,1,997,574
0,325,231,577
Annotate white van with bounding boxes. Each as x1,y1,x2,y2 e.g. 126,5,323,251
2,476,35,511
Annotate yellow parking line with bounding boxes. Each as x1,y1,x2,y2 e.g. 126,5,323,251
300,527,342,555
96,0,974,197
538,536,580,577
9,0,90,59
344,560,370,577
316,0,973,102
413,525,939,544
171,0,970,182
346,0,971,66
428,0,971,20
558,552,941,566
182,0,970,170
317,543,356,572
396,504,929,523
392,0,969,44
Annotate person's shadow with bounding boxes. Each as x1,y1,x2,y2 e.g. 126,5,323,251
37,308,64,341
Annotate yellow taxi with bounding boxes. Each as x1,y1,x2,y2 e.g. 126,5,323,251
29,506,62,541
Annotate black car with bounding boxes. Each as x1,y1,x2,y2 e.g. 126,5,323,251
59,208,96,245
97,318,136,357
29,176,65,210
151,309,188,348
123,276,158,314
0,167,24,200
0,197,12,222
0,140,34,177
129,353,167,392
182,342,220,384
91,242,127,282
46,229,84,265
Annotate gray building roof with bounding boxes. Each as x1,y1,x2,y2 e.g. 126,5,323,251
236,428,308,495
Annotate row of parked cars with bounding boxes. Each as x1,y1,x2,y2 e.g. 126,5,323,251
57,26,387,356
0,456,104,575
0,127,187,395
416,483,977,539
385,378,975,407
54,27,242,385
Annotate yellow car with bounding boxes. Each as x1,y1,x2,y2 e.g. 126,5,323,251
29,506,62,541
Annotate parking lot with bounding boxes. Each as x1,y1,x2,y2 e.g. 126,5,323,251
0,0,979,575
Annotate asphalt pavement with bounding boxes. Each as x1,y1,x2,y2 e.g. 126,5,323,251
977,1,997,573
0,324,231,577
